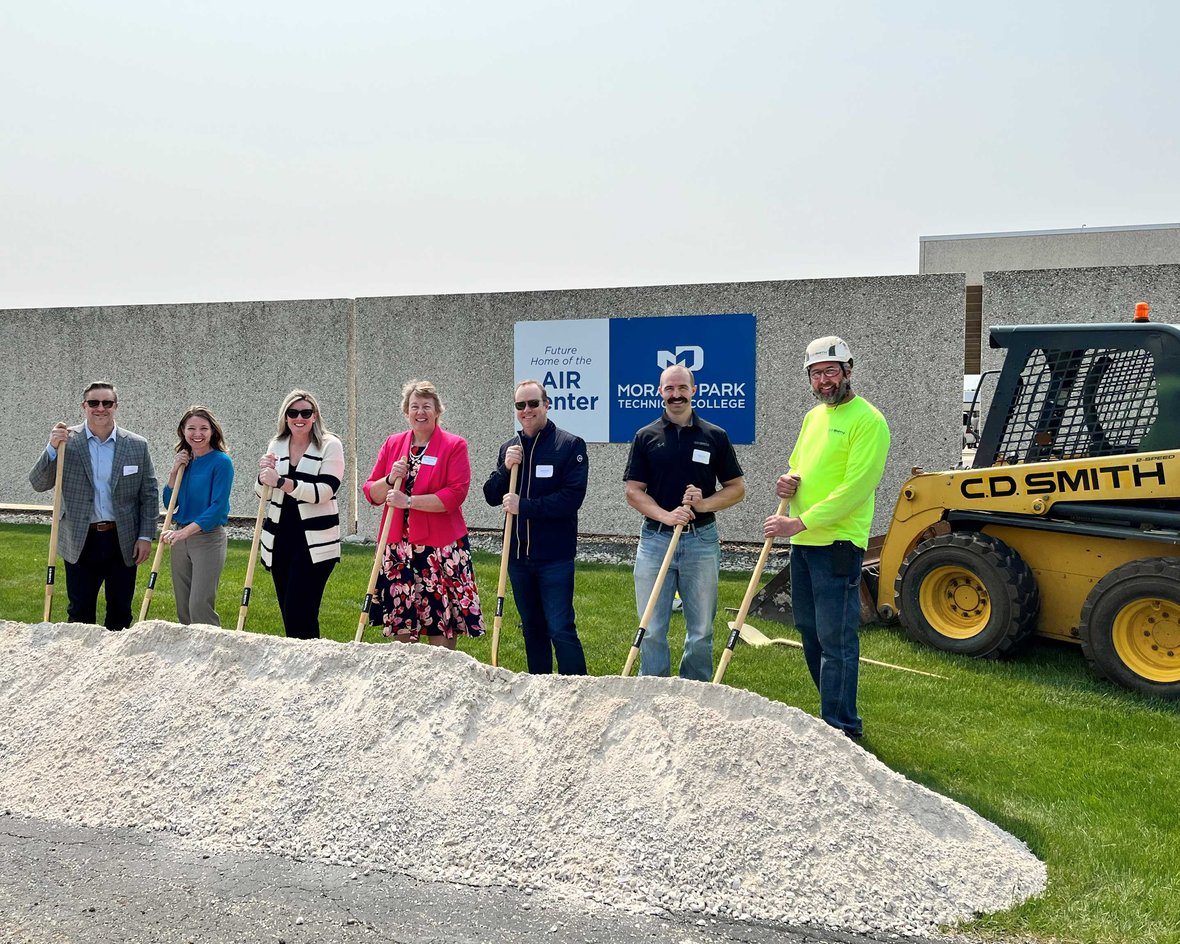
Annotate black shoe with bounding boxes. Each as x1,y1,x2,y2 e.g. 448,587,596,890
106,626,125,632
843,729,863,741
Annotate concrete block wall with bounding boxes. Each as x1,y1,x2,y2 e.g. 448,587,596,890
3,298,356,530
354,275,966,543
921,225,1180,285
980,264,1180,372
5,275,970,545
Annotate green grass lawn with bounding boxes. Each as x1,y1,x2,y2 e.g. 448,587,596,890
2,522,1177,944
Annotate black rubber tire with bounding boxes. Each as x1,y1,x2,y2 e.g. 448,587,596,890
1079,557,1180,699
896,532,1039,659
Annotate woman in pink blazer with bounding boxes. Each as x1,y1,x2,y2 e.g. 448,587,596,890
363,379,484,648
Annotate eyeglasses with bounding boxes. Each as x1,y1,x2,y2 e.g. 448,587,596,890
808,366,844,380
86,399,116,408
514,399,544,410
286,408,315,419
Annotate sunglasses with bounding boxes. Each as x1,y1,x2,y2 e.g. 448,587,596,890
286,408,315,419
514,399,544,410
86,399,116,408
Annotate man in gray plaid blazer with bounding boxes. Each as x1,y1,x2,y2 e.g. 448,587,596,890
29,381,159,630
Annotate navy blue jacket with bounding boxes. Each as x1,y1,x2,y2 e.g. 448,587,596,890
483,420,588,561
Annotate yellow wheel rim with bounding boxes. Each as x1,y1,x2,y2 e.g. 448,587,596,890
1111,597,1180,683
918,565,991,640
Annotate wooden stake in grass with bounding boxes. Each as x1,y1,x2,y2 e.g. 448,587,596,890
354,477,403,643
490,463,520,668
42,438,67,622
713,497,787,684
621,521,684,677
138,463,185,623
236,485,272,632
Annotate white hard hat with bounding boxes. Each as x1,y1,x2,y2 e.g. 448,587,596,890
804,336,853,370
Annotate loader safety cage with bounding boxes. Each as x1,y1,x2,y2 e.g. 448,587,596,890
975,323,1180,468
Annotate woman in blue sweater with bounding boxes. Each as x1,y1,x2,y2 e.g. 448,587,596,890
161,406,235,625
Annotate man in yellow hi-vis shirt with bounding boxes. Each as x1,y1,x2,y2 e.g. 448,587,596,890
764,337,890,740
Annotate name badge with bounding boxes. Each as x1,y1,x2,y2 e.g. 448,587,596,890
123,464,139,475
420,454,438,466
536,464,554,478
691,449,711,465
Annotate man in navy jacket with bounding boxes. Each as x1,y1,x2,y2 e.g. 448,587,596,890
484,379,589,674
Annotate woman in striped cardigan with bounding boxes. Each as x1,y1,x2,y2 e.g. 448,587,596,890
256,389,344,639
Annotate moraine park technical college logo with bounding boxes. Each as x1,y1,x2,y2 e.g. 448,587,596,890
514,313,756,443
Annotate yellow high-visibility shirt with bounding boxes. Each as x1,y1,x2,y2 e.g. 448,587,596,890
788,395,890,549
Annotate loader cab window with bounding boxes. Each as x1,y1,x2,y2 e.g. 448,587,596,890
995,346,1158,463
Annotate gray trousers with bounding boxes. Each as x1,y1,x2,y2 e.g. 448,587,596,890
169,526,227,626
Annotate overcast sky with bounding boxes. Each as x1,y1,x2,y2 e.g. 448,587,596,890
3,0,1177,310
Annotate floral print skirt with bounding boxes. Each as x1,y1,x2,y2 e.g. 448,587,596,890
377,535,484,640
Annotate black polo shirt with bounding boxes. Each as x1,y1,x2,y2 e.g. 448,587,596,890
623,411,743,527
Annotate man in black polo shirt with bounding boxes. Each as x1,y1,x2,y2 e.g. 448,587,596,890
623,364,745,680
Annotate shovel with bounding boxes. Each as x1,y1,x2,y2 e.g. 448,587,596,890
730,612,947,679
138,463,185,623
490,463,520,667
712,498,787,684
621,520,684,677
236,485,272,632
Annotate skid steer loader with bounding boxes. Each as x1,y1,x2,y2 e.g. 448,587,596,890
875,304,1180,698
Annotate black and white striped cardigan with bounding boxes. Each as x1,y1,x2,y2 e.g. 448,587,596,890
256,433,344,567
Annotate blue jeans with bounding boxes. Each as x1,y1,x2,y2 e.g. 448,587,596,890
509,557,586,675
790,543,864,735
633,521,720,681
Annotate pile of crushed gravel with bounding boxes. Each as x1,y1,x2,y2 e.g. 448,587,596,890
0,621,1044,938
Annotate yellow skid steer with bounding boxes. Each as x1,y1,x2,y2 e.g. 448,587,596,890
874,305,1180,698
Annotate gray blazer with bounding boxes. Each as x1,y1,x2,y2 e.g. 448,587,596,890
29,424,160,567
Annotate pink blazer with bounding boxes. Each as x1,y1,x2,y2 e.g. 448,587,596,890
363,427,471,548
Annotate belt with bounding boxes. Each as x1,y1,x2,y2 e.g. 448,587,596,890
89,521,116,532
643,518,711,535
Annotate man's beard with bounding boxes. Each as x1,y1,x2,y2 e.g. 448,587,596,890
812,378,851,405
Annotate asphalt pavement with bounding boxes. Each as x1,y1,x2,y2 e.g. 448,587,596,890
0,812,934,944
